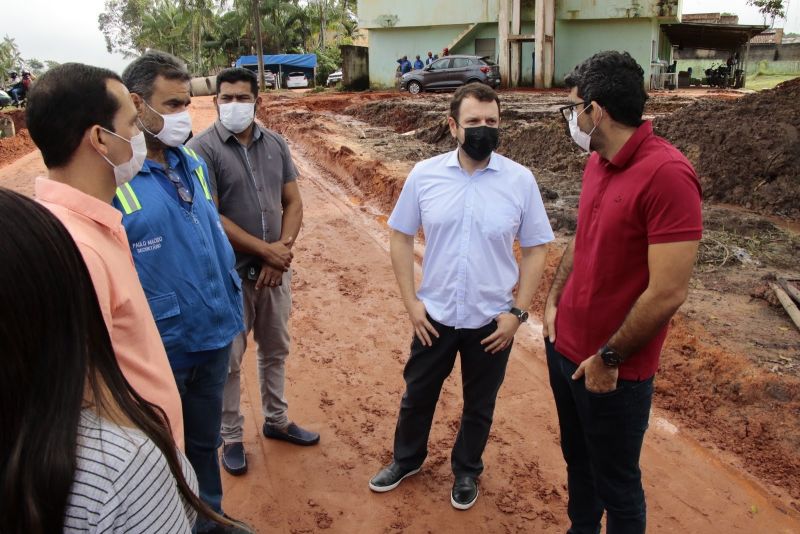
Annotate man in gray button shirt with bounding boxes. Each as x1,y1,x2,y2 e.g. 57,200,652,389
188,68,319,477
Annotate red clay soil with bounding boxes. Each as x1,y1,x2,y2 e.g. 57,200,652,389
2,108,27,132
659,316,800,502
653,77,800,218
256,92,800,514
0,129,36,168
4,95,799,532
0,109,35,168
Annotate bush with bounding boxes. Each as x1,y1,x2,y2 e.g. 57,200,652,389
314,45,341,86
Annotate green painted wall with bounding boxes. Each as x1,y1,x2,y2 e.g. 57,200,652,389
558,0,681,20
359,0,497,29
448,22,537,85
368,25,469,88
555,18,657,86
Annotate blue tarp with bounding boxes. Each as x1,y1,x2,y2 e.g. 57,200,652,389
235,54,317,69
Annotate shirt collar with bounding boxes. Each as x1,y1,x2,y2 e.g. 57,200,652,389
444,149,502,173
138,145,201,175
35,177,122,230
214,119,263,144
607,121,653,168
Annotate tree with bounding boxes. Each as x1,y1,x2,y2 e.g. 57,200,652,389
178,0,222,74
0,35,22,81
98,0,152,58
747,0,786,27
26,58,45,76
139,0,191,59
44,60,61,71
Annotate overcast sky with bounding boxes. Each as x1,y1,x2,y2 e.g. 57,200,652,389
3,0,799,73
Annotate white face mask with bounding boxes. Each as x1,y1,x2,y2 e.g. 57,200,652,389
219,102,255,134
98,128,147,186
568,104,600,153
141,100,192,147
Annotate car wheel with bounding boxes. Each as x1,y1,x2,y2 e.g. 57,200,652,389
466,78,482,85
408,81,422,94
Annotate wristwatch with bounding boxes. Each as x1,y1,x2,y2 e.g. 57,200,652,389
509,307,529,324
599,345,624,368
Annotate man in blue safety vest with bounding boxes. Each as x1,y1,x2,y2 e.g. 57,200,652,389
115,50,247,534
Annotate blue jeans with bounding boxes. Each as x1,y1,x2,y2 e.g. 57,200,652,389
9,86,23,104
545,339,653,534
172,344,231,521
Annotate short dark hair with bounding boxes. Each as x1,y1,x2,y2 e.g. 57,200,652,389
26,63,122,168
449,83,501,123
564,51,648,127
216,67,258,97
122,50,190,100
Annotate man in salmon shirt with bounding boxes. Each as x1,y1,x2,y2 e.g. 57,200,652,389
544,51,702,534
27,63,184,448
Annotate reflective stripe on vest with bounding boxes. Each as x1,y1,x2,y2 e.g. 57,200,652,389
181,146,212,201
115,182,142,214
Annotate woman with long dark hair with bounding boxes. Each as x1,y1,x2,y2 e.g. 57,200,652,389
0,188,231,533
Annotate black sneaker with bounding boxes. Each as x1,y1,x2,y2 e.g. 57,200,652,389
368,461,421,493
451,476,478,510
221,442,247,476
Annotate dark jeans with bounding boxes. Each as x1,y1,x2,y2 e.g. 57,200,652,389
172,344,231,522
393,317,511,478
545,339,653,534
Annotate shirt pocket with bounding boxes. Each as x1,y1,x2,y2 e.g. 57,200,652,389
480,204,520,241
147,292,183,354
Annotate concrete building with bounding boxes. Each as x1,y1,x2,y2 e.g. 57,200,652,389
357,0,683,89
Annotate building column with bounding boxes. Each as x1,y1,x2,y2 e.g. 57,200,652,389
534,0,544,87
499,0,510,88
534,0,555,88
544,0,555,88
510,0,521,88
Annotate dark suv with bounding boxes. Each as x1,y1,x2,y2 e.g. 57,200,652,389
399,55,500,94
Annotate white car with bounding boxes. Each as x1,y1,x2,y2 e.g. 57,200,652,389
327,69,342,86
286,72,309,89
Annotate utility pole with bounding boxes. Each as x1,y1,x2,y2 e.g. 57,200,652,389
253,0,266,92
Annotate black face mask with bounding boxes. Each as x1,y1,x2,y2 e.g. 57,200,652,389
458,124,499,161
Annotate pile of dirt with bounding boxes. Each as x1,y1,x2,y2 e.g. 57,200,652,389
257,107,407,214
654,78,800,219
658,315,800,503
1,109,27,132
345,96,447,134
0,129,36,168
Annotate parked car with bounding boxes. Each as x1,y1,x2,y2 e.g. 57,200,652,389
327,69,343,86
399,55,500,94
264,70,276,89
286,71,309,89
0,89,12,108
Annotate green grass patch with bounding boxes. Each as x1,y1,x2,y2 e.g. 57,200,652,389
747,74,799,91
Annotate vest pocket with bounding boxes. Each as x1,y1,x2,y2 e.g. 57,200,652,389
147,292,182,354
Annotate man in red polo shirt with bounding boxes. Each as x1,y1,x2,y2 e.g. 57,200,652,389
543,51,702,534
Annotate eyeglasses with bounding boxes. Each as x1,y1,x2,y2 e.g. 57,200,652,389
558,101,590,122
166,168,193,204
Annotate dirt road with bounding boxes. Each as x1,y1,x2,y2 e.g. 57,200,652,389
1,96,798,533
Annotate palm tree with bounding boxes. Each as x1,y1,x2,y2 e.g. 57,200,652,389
178,0,222,73
139,0,191,58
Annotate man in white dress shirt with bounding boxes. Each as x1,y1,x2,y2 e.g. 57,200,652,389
368,84,554,510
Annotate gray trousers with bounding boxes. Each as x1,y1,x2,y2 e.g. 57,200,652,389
221,270,291,443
